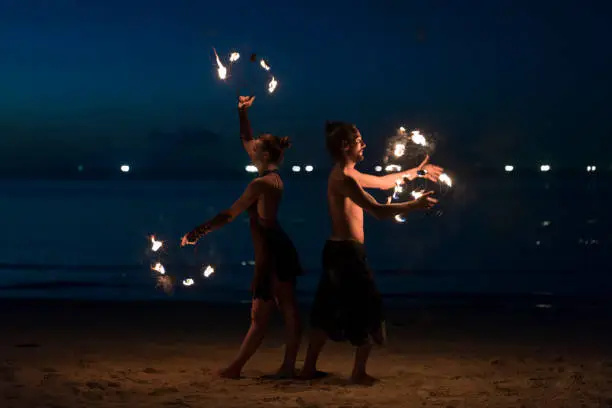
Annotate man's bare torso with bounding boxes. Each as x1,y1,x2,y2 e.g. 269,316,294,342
327,166,365,243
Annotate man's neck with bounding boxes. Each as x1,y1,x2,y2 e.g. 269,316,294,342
337,158,357,171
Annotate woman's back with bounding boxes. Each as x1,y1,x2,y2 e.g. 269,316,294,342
253,171,284,225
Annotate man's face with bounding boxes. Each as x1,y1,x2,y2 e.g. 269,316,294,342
344,129,366,163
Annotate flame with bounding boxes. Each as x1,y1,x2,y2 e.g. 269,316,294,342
385,164,402,172
152,262,165,275
399,126,406,134
202,265,215,278
393,143,405,157
260,59,271,71
410,130,427,146
150,235,162,252
182,278,195,287
439,173,452,187
213,48,227,80
229,52,240,62
411,190,424,199
268,76,278,93
392,178,403,200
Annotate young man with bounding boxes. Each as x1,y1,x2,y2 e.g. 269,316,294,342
299,121,443,385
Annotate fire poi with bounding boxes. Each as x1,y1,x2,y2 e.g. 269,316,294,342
213,47,279,95
147,234,215,293
385,126,454,223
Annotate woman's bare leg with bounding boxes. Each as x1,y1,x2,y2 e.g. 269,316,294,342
218,298,275,378
274,280,301,377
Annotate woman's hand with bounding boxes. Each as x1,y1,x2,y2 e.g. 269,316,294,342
238,95,255,109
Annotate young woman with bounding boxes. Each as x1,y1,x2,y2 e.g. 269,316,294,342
181,95,303,379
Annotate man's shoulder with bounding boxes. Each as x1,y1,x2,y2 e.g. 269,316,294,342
328,171,357,197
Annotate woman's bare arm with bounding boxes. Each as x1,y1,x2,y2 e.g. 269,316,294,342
183,179,265,243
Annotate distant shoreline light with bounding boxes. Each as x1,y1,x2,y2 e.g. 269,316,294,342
120,165,130,173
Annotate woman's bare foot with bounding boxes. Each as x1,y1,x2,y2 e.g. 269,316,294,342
350,372,378,386
217,365,242,379
298,368,328,380
274,365,297,379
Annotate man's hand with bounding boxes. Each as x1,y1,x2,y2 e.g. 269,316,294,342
410,190,438,210
238,95,255,109
415,155,444,182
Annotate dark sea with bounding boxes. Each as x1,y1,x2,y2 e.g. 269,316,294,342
1,172,610,309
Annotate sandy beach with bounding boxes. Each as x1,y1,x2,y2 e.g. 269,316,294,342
1,298,611,408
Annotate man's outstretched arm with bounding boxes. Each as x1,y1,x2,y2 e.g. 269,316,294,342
349,155,444,190
337,175,437,220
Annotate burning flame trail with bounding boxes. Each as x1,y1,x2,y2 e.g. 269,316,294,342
268,76,278,93
394,143,405,157
152,262,165,275
150,235,162,252
202,265,215,278
439,173,452,187
410,130,427,147
213,47,227,80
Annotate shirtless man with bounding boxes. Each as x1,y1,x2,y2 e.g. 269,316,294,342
299,121,443,384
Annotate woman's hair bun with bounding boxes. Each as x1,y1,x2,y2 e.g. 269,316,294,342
279,136,291,150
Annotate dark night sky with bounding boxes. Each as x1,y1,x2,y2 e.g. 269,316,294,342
0,0,610,171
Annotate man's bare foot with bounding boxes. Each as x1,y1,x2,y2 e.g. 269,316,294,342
350,372,379,386
217,366,242,379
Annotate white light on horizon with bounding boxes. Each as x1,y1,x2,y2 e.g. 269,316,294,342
587,165,596,172
305,165,314,172
504,165,514,172
374,166,382,172
245,165,258,173
120,165,130,173
292,165,301,172
540,164,550,172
